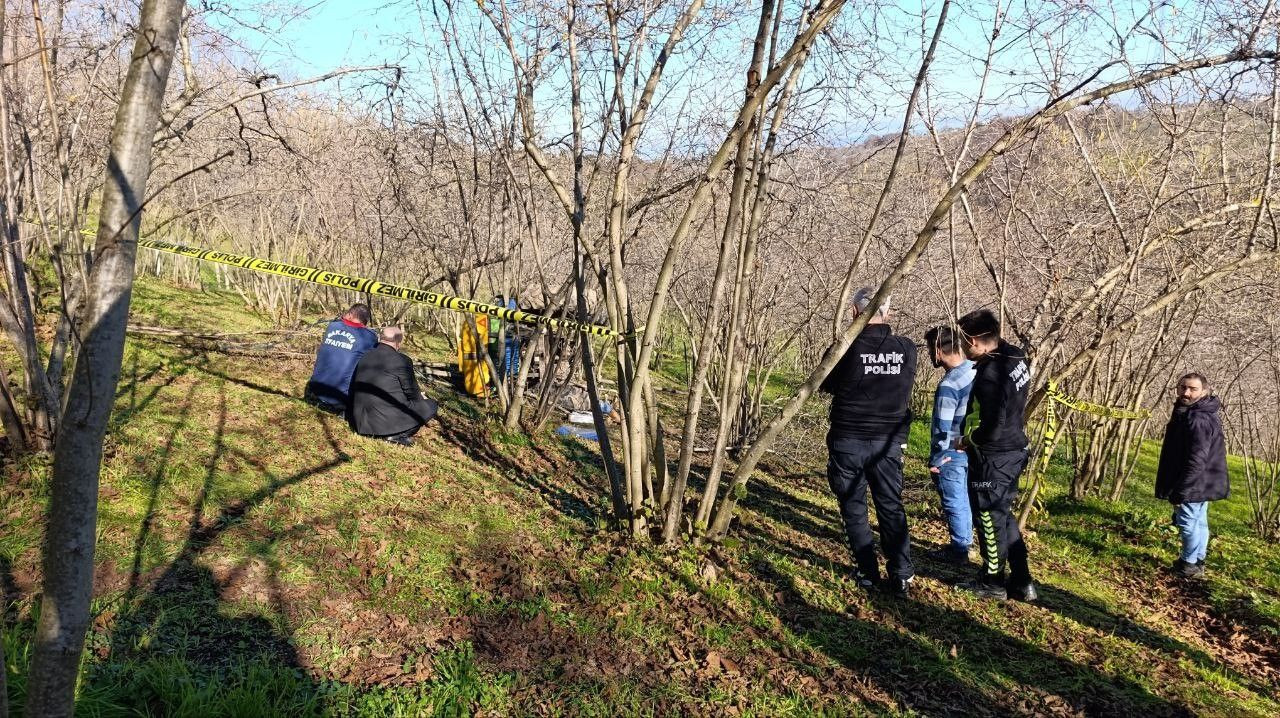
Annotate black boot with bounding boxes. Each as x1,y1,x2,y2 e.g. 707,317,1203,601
1171,559,1205,579
956,575,1007,600
1007,580,1039,602
925,546,973,566
883,575,914,598
851,568,880,591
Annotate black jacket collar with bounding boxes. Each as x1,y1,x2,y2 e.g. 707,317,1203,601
859,323,891,339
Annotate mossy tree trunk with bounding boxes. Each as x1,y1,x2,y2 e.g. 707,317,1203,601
24,1,186,715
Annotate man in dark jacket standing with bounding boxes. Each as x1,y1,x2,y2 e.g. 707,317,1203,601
820,288,918,597
305,304,379,413
955,309,1037,601
1155,372,1229,578
349,326,439,445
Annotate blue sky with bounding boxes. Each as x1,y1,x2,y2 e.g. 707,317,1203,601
223,1,410,73
238,1,1206,77
210,0,1252,146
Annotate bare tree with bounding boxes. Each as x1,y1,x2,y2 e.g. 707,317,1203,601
24,1,186,714
707,43,1280,540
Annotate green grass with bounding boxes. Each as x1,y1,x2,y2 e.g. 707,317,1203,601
129,279,275,333
2,273,1278,716
8,644,509,718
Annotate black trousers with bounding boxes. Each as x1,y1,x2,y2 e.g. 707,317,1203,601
382,423,423,444
967,447,1033,586
303,383,345,417
365,397,438,445
826,434,913,580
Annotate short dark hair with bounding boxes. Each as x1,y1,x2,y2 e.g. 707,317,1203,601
925,325,961,355
1179,372,1210,389
957,309,1000,342
345,303,372,325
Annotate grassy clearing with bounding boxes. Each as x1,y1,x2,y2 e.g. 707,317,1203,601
1,276,1278,716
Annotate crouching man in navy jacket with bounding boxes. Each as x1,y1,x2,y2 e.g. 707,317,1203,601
305,304,379,413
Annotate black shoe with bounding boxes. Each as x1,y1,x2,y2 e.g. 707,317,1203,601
926,546,973,566
883,576,914,598
383,434,414,447
956,577,1007,600
1007,581,1039,602
851,569,880,591
1171,559,1205,579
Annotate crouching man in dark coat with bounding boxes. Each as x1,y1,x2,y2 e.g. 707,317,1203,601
349,326,438,445
1155,372,1230,579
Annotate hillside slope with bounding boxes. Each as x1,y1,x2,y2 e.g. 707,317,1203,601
2,278,1278,717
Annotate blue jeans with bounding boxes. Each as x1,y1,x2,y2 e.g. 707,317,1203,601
504,338,521,380
933,457,972,552
492,338,522,380
1173,502,1210,563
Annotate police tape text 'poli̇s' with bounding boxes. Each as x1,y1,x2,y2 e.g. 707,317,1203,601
134,237,621,338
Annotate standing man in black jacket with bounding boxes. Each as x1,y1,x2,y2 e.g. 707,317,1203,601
955,309,1037,601
820,288,918,597
1155,372,1230,579
349,326,439,445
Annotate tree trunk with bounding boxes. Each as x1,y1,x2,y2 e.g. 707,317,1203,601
24,1,185,715
0,0,57,453
0,361,27,456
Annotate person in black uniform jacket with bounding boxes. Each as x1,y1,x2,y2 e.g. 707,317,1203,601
820,288,918,597
348,326,438,445
955,309,1037,601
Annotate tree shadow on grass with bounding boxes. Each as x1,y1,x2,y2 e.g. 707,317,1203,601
733,471,1259,710
738,470,968,587
433,413,609,529
1040,495,1280,674
183,354,305,401
737,471,844,546
1032,583,1278,694
0,556,16,619
437,391,484,422
90,380,352,715
1,554,25,709
109,347,197,430
745,555,1195,718
440,532,649,687
524,436,608,526
755,470,844,515
1037,495,1189,576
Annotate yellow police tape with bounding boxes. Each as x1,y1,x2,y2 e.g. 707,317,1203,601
1031,379,1152,487
22,216,621,337
1045,381,1151,421
145,238,625,337
137,237,622,336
